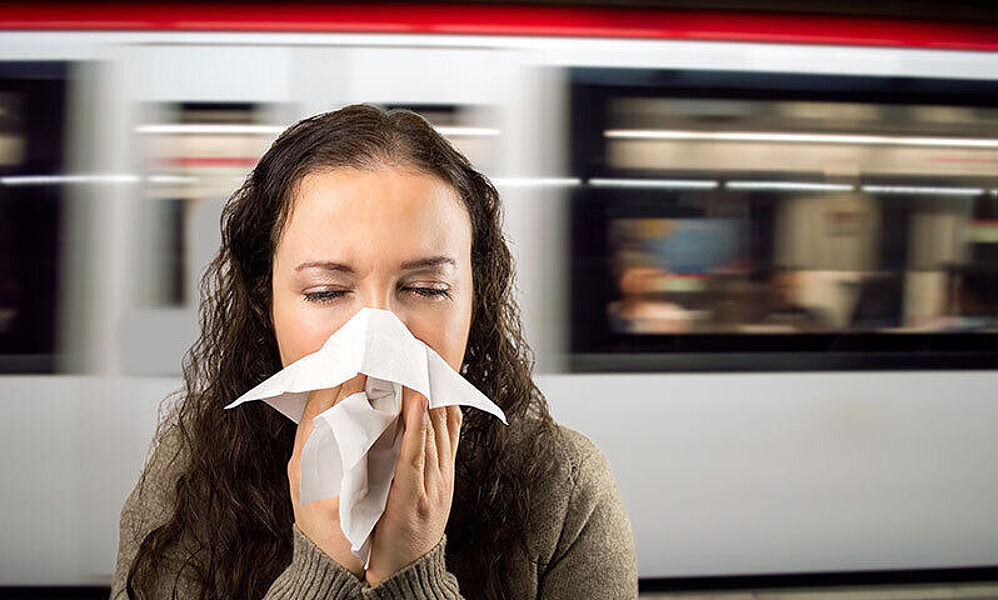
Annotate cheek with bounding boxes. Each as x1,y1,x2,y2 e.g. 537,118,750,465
272,292,349,366
409,318,471,372
406,284,473,372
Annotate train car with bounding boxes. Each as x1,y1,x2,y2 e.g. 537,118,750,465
0,3,995,589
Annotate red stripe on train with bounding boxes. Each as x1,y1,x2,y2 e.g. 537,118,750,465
0,4,995,51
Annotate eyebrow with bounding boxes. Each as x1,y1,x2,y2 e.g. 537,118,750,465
294,255,456,274
295,261,355,274
399,255,457,271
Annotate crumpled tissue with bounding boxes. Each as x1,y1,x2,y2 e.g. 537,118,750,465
224,307,506,566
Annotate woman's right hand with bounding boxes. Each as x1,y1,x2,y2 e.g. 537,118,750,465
288,375,368,579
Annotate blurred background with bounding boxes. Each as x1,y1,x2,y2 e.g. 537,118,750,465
0,1,996,596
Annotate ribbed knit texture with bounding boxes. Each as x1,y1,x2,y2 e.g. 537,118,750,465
263,524,365,599
110,421,638,599
360,535,460,599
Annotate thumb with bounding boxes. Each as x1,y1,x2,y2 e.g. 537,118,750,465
335,374,368,403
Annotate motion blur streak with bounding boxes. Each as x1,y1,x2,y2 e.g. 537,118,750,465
0,3,995,590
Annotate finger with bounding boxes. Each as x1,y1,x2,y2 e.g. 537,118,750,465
291,401,316,473
291,376,368,506
423,397,439,485
336,374,367,402
295,374,366,458
299,389,327,426
428,405,450,469
397,388,426,491
446,405,463,461
304,374,368,419
287,459,299,498
287,456,301,520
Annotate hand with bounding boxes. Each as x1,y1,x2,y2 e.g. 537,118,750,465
288,375,368,579
364,389,462,586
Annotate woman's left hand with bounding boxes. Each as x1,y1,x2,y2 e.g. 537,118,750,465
364,389,462,586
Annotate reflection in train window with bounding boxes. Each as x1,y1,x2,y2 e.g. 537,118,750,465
569,68,998,371
134,102,279,307
0,63,67,373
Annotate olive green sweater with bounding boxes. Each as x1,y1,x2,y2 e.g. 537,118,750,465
110,419,638,599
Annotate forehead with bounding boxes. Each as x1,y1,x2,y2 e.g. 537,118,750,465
277,167,471,261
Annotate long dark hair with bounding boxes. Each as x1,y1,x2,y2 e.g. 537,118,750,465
125,104,556,599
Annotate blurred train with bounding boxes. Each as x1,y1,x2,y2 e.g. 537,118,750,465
0,4,996,588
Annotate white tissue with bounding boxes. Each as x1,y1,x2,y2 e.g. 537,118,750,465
224,307,506,566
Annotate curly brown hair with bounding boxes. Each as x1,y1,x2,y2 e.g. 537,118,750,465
125,104,557,599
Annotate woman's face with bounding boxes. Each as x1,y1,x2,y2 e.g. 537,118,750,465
270,167,474,371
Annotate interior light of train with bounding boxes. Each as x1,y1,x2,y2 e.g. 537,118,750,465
433,126,500,137
135,124,285,135
0,174,142,185
490,177,581,188
147,174,199,185
861,185,985,195
588,178,718,189
0,174,206,186
135,124,499,138
604,129,998,149
725,181,854,192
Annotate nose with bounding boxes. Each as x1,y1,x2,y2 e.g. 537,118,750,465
354,279,417,333
356,278,394,312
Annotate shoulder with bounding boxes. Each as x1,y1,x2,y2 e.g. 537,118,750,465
507,417,606,475
539,423,614,499
515,419,615,494
552,424,608,477
112,421,190,593
507,419,630,565
121,421,188,525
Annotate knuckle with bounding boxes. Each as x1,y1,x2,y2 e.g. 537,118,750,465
441,467,455,491
414,495,432,520
432,484,448,505
410,451,425,471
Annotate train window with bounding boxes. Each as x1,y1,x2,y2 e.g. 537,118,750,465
0,63,68,373
116,102,284,375
569,68,998,372
134,102,279,308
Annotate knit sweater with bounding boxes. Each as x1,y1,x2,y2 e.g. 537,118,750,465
110,418,638,599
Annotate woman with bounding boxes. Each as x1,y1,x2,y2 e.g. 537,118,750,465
112,104,637,599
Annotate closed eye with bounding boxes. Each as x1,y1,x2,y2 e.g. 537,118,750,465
406,287,452,299
303,290,349,304
303,287,451,304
